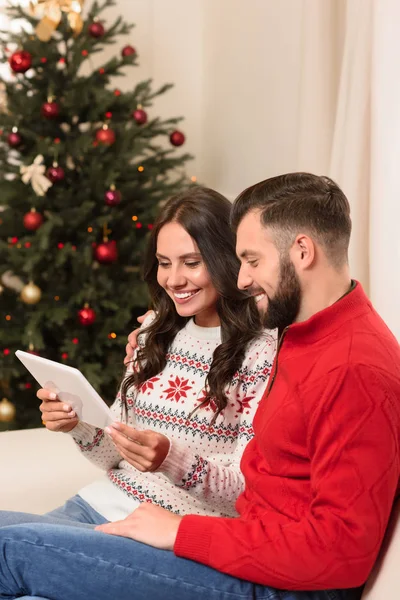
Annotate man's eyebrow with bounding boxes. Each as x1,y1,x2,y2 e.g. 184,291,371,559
155,252,201,260
238,250,258,259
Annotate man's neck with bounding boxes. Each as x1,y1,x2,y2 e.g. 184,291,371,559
295,268,352,323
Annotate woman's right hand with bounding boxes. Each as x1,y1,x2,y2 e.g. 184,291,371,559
37,388,79,433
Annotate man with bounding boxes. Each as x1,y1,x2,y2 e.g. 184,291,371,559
1,173,399,600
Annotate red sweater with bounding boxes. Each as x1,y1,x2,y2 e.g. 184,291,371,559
174,283,400,590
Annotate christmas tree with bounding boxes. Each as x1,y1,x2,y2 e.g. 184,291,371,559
0,0,192,430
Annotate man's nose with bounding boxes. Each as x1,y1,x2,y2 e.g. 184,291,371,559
237,265,253,290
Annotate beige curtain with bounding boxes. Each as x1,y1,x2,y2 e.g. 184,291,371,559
297,0,399,339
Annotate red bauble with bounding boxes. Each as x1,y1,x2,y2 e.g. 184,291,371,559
104,188,122,206
46,165,65,183
77,306,97,326
121,45,136,57
170,130,185,146
41,101,60,119
88,22,105,38
7,131,22,148
132,109,147,125
95,127,116,145
94,241,118,264
9,50,32,73
23,210,43,231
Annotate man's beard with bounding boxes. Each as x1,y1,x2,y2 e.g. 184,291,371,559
262,255,301,332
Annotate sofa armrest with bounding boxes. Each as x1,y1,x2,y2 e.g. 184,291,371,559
0,427,102,514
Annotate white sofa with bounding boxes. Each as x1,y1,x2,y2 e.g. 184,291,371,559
0,427,398,599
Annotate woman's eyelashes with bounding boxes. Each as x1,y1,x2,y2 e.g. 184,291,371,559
157,261,201,269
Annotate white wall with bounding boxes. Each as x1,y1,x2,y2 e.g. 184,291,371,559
102,0,322,198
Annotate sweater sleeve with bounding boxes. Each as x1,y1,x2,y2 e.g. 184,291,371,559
158,334,276,516
174,364,400,590
69,396,124,470
68,313,156,470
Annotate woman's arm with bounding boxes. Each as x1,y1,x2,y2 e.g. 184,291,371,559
157,333,276,515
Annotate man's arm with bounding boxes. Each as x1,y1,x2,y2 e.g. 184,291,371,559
174,364,400,590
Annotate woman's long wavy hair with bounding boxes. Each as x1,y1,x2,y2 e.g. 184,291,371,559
121,186,261,423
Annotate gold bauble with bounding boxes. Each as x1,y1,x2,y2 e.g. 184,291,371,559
0,398,16,423
21,282,42,304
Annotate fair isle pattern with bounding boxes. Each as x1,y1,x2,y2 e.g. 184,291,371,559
108,470,175,512
76,428,104,451
73,320,277,521
181,455,208,490
127,401,254,443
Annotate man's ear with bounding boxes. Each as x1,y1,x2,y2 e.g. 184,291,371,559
290,234,315,271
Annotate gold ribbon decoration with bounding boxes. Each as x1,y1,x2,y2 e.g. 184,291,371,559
29,0,85,42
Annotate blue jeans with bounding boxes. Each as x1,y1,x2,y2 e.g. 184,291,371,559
0,496,359,600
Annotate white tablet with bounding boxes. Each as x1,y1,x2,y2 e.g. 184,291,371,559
15,350,114,429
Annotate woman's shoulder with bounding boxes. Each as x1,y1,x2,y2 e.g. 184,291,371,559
242,328,278,365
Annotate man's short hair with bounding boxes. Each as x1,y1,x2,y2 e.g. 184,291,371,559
231,172,352,268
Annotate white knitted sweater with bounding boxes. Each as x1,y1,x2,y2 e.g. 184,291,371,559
71,319,276,521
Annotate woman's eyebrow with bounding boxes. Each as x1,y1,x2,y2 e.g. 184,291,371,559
156,252,201,259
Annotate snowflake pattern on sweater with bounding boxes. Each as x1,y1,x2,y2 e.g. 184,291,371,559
71,318,276,519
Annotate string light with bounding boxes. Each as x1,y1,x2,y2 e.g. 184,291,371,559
131,215,138,221
108,332,117,339
24,242,31,248
138,166,144,172
54,296,60,301
61,352,68,360
191,176,197,182
3,349,10,356
72,338,79,345
5,315,11,321
87,226,93,232
57,242,64,249
136,222,142,229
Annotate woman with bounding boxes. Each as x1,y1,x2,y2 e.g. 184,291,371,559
5,186,276,533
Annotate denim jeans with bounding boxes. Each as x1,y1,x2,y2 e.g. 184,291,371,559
0,496,359,600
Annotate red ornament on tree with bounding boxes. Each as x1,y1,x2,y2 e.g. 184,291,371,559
95,126,116,146
41,100,60,119
9,50,32,73
121,45,136,57
104,187,122,206
94,241,118,264
7,131,22,148
132,109,147,125
47,164,65,183
170,130,185,146
78,305,97,326
23,209,43,231
88,22,105,38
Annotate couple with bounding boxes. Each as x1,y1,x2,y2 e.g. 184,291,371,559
1,172,400,600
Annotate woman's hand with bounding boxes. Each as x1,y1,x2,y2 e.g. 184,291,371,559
37,388,79,433
124,310,154,365
105,422,170,472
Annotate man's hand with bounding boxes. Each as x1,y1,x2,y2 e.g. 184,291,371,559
105,421,170,472
95,503,182,550
124,310,154,365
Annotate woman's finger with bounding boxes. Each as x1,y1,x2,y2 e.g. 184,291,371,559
42,410,76,421
39,401,73,414
36,388,58,402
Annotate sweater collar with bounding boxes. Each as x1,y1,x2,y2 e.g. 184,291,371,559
184,318,221,341
282,281,371,346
